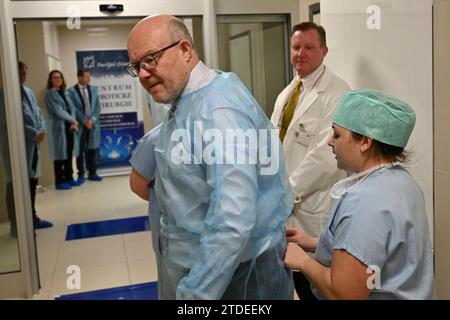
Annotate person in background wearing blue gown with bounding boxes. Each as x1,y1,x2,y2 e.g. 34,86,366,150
45,70,79,190
284,89,436,299
10,61,53,237
127,14,294,300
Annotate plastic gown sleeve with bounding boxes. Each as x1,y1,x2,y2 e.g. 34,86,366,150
45,91,77,124
289,96,340,199
23,90,46,142
89,87,101,123
23,109,45,142
176,107,258,299
129,124,162,181
23,118,39,142
67,89,85,124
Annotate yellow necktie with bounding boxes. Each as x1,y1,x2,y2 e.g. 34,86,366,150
279,80,302,142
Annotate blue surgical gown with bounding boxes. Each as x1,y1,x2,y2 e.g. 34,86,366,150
129,124,162,254
314,166,436,299
129,123,162,298
154,68,294,300
45,89,78,160
22,86,46,178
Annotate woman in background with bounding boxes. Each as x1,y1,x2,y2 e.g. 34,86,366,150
45,70,80,190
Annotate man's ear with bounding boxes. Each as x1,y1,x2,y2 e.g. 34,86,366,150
179,39,194,62
322,46,328,58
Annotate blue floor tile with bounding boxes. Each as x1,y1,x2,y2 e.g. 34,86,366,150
55,282,158,300
66,216,150,241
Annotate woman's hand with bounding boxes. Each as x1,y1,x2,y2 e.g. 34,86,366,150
286,228,318,253
284,242,310,271
36,132,46,143
70,122,79,132
286,228,305,244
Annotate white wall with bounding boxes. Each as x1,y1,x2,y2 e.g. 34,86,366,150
321,0,434,237
433,0,450,299
43,21,60,64
299,0,321,22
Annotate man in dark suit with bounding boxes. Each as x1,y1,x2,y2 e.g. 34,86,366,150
68,69,102,183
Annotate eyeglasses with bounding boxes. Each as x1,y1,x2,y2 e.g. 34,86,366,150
126,40,180,77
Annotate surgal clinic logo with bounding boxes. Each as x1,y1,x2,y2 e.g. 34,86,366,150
83,56,96,69
169,121,280,176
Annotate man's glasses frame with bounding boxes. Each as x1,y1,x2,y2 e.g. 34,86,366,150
126,40,180,77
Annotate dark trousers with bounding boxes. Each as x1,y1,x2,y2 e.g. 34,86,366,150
8,178,39,229
6,181,16,228
30,177,39,222
76,128,97,178
293,271,317,300
54,123,74,184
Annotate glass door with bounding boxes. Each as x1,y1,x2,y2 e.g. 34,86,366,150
0,35,21,275
217,14,292,117
0,0,40,299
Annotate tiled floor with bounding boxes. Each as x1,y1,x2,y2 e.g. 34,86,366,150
31,175,156,300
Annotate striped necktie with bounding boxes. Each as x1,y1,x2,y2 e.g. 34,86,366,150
279,79,302,142
81,86,91,116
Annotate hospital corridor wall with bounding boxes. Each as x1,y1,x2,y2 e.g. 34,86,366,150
433,0,450,300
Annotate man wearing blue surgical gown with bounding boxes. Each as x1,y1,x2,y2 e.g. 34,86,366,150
127,15,294,299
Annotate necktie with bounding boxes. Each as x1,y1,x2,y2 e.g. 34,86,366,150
168,104,177,120
279,80,302,142
82,87,91,116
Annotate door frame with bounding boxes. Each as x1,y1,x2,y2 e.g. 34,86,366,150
0,0,40,299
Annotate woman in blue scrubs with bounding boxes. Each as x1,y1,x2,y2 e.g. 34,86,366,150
284,89,436,299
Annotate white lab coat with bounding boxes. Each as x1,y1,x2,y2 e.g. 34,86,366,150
271,65,350,237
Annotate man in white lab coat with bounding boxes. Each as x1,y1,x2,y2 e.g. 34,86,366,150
271,22,350,300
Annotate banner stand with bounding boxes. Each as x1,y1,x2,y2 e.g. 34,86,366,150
76,49,144,176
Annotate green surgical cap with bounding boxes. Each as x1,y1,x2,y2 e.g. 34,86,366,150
333,89,416,148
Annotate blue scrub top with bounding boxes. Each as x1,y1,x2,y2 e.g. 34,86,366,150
314,166,436,299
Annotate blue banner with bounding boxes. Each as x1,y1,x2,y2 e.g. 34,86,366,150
76,50,144,172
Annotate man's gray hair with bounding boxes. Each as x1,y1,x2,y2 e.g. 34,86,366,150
168,18,195,47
